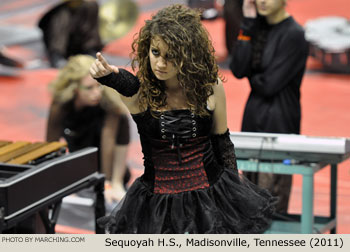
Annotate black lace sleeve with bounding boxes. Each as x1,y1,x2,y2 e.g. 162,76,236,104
211,129,238,173
95,68,140,97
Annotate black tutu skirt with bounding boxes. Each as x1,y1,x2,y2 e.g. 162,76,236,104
98,167,278,234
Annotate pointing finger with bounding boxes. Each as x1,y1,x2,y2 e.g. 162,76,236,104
96,52,110,70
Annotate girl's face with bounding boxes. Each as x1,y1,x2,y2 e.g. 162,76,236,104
75,75,102,107
255,0,285,17
149,36,179,85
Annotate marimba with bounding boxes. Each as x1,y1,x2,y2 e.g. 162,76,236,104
230,132,350,234
0,140,66,165
0,140,105,234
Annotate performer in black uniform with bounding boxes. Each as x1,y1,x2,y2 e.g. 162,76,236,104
46,54,130,203
230,0,309,213
38,0,103,68
90,4,277,234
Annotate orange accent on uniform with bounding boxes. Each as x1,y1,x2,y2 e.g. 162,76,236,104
237,29,251,41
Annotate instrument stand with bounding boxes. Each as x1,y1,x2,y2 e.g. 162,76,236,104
0,207,5,232
94,176,106,234
237,159,338,234
38,201,62,234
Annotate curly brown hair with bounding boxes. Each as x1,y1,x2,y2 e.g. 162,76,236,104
131,4,219,116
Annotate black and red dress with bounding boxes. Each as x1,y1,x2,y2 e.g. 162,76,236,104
98,108,277,234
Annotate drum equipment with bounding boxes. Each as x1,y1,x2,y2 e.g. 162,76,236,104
305,16,350,73
98,0,139,43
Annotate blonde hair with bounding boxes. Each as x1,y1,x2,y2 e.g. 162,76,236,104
49,54,121,113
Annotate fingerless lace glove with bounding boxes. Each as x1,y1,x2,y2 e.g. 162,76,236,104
95,68,140,97
211,129,238,173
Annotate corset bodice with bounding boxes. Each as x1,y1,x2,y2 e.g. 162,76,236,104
132,109,220,194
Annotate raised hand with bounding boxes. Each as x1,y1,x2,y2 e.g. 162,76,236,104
90,52,119,78
242,0,257,18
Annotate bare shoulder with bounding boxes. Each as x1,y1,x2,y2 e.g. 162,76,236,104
211,77,227,134
207,78,225,111
213,78,225,97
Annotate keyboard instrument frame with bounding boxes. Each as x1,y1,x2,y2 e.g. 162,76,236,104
230,131,350,234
